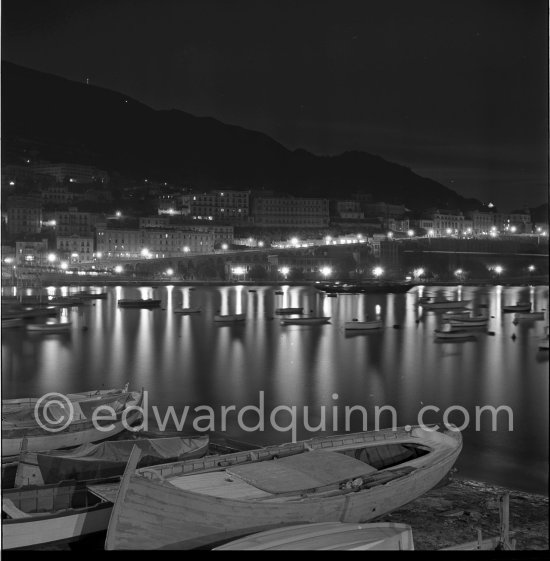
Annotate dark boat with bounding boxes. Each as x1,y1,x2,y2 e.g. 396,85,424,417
318,282,413,294
118,299,161,308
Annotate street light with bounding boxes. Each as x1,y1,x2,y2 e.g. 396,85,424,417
455,269,463,276
166,268,174,276
510,226,517,233
140,248,150,258
373,266,384,278
320,266,332,278
387,232,393,239
96,252,103,259
446,228,452,235
325,235,332,244
47,253,56,263
407,230,414,237
60,261,68,270
494,265,503,275
183,246,190,253
258,241,264,248
291,237,299,246
221,243,228,250
114,265,123,273
4,257,13,264
414,268,425,278
279,266,290,280
528,265,535,272
428,229,434,237
115,211,122,218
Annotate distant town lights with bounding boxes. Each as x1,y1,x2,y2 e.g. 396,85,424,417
455,269,463,276
232,266,245,276
183,246,190,253
373,266,384,278
140,248,150,258
291,237,299,246
116,211,122,217
325,236,332,243
414,268,425,278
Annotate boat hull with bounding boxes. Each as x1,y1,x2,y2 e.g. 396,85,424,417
513,312,544,320
280,317,330,325
106,427,461,550
421,301,471,310
2,503,113,549
118,300,161,308
214,314,246,322
344,321,382,330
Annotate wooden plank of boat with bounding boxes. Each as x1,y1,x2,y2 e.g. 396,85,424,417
214,313,246,322
274,307,303,314
118,299,161,308
105,425,462,550
13,436,209,488
213,522,415,550
173,307,201,314
2,476,119,549
344,320,382,330
26,322,72,333
280,316,330,325
1,389,144,457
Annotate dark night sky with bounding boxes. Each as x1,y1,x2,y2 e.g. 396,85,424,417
2,0,548,210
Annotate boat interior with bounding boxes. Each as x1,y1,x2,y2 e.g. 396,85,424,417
1,477,119,519
152,442,431,502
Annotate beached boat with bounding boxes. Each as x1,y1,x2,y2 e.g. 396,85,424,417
274,307,303,314
118,299,161,308
214,522,415,550
421,299,471,310
2,387,143,457
2,318,24,329
280,316,330,325
502,302,531,312
2,476,120,550
26,321,72,333
434,329,477,340
513,311,545,321
344,319,382,330
105,424,462,550
173,307,201,314
11,436,209,488
214,313,246,322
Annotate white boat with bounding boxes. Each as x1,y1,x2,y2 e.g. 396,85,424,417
274,307,303,314
2,318,24,329
214,522,415,550
280,316,330,325
2,476,119,550
513,311,545,321
434,329,477,340
421,300,471,310
214,313,246,322
26,321,72,333
105,424,462,550
344,319,382,330
2,387,143,457
502,302,531,312
173,307,201,314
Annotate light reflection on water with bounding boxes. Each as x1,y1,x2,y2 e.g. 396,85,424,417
1,284,548,494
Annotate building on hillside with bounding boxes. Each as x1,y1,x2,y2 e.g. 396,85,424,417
31,163,109,184
6,195,43,235
252,197,330,227
56,235,95,262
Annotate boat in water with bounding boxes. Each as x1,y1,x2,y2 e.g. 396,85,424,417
214,313,246,322
442,311,471,321
173,307,201,314
26,321,72,333
513,311,545,321
319,282,412,295
105,424,462,550
447,315,488,328
434,329,477,340
344,319,382,330
274,307,303,314
502,302,531,312
421,299,471,310
1,318,24,329
118,299,161,308
2,386,143,457
47,297,86,307
213,522,415,550
280,316,330,325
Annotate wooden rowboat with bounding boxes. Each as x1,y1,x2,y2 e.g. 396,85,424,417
2,476,120,550
214,522,415,550
105,424,462,550
2,387,143,457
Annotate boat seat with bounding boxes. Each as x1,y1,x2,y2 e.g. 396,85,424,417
2,498,31,519
227,450,377,495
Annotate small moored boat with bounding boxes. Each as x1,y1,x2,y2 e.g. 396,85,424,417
26,322,72,333
344,319,382,330
214,313,246,322
280,316,330,325
173,307,201,314
448,315,488,328
502,302,531,312
421,299,471,310
274,307,303,314
434,329,477,340
118,299,161,308
513,311,545,321
214,522,415,550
